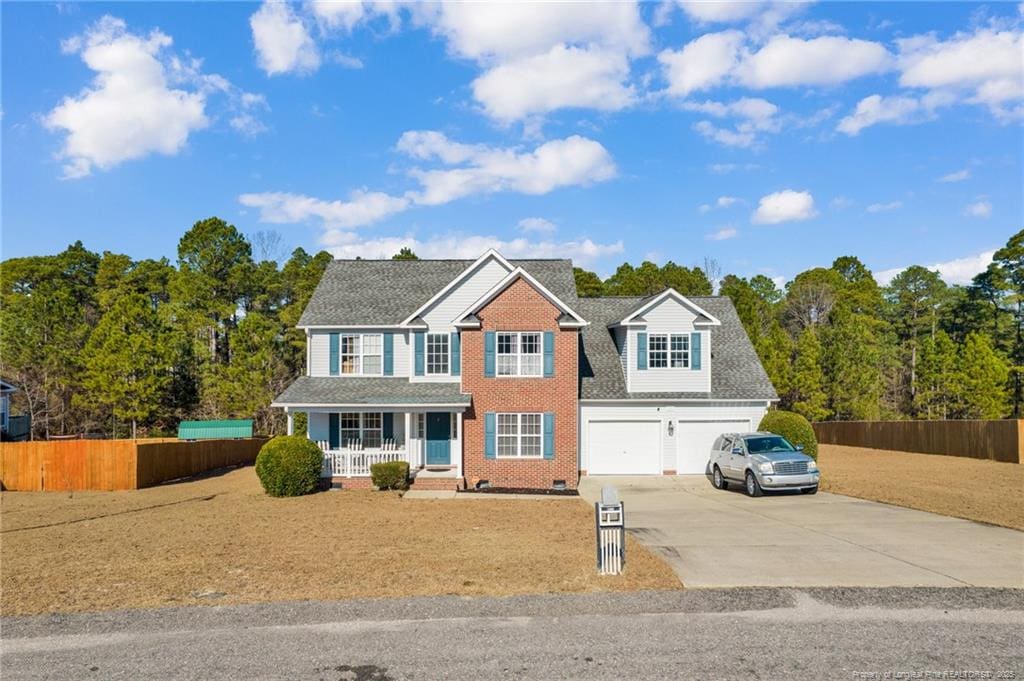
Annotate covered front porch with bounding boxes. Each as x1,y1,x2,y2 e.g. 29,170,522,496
284,407,466,480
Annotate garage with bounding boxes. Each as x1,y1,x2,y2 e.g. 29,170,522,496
675,420,750,474
586,420,661,475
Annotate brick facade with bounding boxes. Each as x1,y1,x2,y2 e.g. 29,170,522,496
461,277,579,490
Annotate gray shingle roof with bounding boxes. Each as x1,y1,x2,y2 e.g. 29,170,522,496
298,258,577,327
576,296,778,401
273,377,471,406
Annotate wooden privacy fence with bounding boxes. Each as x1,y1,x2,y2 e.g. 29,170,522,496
813,420,1022,464
0,438,266,491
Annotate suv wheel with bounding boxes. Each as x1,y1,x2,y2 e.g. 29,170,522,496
745,470,763,497
712,466,728,490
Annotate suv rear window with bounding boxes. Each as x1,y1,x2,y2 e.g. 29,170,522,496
745,436,796,453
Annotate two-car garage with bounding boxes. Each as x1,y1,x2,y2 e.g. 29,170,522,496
580,404,769,476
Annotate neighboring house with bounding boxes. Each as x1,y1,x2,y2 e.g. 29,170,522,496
0,379,30,442
272,250,777,490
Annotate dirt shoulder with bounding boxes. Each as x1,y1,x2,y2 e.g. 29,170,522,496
818,444,1024,531
1,467,679,616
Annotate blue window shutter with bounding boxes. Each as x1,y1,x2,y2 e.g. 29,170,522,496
484,412,496,459
414,332,425,376
451,332,461,376
484,331,496,377
543,331,555,377
382,412,393,440
543,412,554,460
328,413,339,449
329,333,340,376
691,332,702,370
637,332,648,370
383,333,394,376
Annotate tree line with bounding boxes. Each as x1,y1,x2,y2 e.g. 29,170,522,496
1,219,1019,439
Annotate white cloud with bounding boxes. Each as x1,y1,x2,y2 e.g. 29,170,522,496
897,28,1024,119
836,92,952,135
699,195,741,212
518,217,558,234
320,231,624,266
866,200,902,213
830,196,854,210
964,199,993,218
706,226,738,240
659,31,892,96
752,189,818,224
875,249,997,286
250,1,320,76
677,1,765,23
658,30,744,96
735,34,893,88
310,1,369,32
471,45,634,123
682,96,781,148
242,131,617,226
708,162,760,174
937,168,971,182
238,190,410,228
44,16,259,179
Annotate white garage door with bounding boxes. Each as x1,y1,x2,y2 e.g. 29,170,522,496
587,420,661,475
676,420,749,474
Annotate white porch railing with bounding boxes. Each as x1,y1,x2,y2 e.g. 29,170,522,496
317,439,405,477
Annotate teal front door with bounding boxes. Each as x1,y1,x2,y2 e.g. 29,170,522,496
426,412,451,466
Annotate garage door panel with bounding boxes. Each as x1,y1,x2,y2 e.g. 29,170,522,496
676,420,749,474
588,420,661,475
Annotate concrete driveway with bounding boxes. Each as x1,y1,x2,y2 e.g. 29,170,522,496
579,476,1024,588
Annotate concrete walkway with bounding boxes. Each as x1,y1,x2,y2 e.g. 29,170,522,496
579,476,1024,588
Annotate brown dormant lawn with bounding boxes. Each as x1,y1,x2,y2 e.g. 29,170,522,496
1,466,679,616
819,444,1024,531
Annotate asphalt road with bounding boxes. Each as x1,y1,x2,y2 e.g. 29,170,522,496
3,589,1023,680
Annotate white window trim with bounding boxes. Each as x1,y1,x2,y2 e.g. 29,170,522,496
647,333,691,370
495,331,543,378
339,412,383,447
495,412,544,459
425,332,451,376
339,333,384,376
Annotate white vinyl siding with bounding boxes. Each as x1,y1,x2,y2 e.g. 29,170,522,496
308,330,409,377
579,402,770,474
421,256,512,330
627,296,710,393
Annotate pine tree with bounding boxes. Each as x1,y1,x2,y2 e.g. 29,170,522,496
820,312,884,420
954,332,1009,419
914,330,957,419
791,327,829,421
757,321,794,405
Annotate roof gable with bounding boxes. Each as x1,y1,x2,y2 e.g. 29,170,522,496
399,249,513,327
615,288,721,327
454,267,587,328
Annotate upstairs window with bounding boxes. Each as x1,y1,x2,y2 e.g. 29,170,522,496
496,332,542,377
426,333,449,375
340,334,383,375
648,333,690,369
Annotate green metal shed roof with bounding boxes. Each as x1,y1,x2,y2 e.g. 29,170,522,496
177,419,253,440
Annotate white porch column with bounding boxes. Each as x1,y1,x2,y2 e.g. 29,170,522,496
286,411,294,436
455,410,463,478
403,412,412,465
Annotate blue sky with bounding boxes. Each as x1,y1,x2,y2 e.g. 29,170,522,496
2,1,1022,285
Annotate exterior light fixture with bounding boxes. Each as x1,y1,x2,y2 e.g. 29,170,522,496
667,421,674,437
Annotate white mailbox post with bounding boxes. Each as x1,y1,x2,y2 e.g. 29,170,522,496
596,485,625,575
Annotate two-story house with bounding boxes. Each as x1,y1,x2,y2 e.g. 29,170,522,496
272,250,777,490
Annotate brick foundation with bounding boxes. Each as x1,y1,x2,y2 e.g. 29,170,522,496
409,475,463,491
329,477,373,490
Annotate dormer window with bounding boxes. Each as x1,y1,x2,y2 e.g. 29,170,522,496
648,334,689,369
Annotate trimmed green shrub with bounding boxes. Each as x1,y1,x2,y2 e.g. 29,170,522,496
758,410,818,460
371,461,409,491
255,436,323,497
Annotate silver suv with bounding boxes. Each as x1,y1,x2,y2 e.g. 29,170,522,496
709,432,819,497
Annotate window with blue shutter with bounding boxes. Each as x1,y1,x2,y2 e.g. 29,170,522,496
414,332,425,376
543,412,554,459
543,331,554,377
637,332,648,370
451,332,461,376
329,333,340,376
328,413,339,449
484,331,496,377
484,412,496,459
382,413,393,441
383,333,394,376
691,332,702,370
